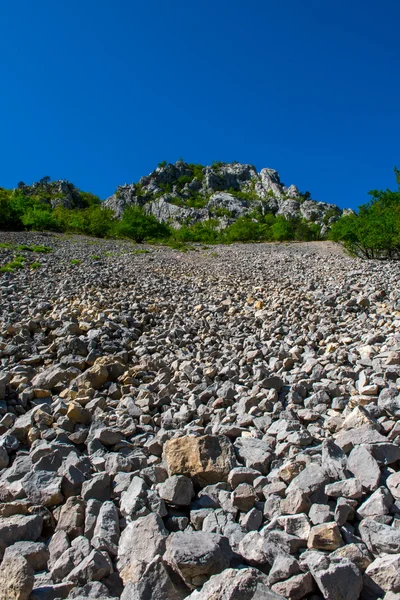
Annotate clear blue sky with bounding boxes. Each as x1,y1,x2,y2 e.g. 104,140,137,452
1,0,399,209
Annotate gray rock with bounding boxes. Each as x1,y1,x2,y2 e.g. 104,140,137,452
359,518,400,555
347,446,380,492
91,501,120,557
67,549,112,585
0,514,43,556
4,541,49,571
185,566,285,599
365,554,400,596
120,555,188,600
357,487,393,518
81,473,111,502
164,531,232,588
22,470,63,507
119,476,148,518
158,475,194,506
304,551,362,600
117,513,168,584
234,438,272,474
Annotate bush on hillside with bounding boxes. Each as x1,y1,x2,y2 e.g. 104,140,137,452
330,169,400,259
114,205,170,242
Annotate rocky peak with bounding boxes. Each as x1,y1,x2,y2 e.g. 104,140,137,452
104,160,342,230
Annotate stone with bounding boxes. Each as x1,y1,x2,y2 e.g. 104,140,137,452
281,488,311,515
185,567,285,599
31,366,78,391
91,501,120,557
55,496,85,539
232,483,257,512
309,503,333,525
164,531,232,588
331,542,372,572
50,536,91,582
227,467,261,488
72,364,108,390
48,530,70,571
304,552,362,600
0,514,43,556
278,514,311,541
387,472,400,500
286,464,328,496
365,554,400,595
357,487,393,518
117,513,168,583
66,403,91,425
158,475,194,506
119,476,148,517
268,554,301,586
347,446,380,491
4,541,49,571
271,572,314,600
307,522,343,550
0,554,34,600
334,497,357,526
22,470,63,507
234,438,272,474
321,439,348,480
163,435,237,486
359,517,400,554
67,549,112,584
325,478,363,499
81,473,110,502
120,555,188,600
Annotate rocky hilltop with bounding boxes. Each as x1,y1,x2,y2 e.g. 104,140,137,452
104,161,343,232
0,233,400,599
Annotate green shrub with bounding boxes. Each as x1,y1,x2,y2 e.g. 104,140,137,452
30,262,41,269
21,207,57,231
223,217,263,242
70,259,82,265
271,217,295,242
114,205,170,243
330,169,400,259
173,221,219,244
188,163,205,181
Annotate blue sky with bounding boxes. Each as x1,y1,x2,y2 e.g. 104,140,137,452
1,0,399,209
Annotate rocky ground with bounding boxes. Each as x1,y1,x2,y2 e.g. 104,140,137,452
0,232,400,600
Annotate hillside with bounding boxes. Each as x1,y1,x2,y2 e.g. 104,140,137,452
0,232,400,599
104,161,343,233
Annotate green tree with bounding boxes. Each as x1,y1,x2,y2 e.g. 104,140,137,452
115,206,170,242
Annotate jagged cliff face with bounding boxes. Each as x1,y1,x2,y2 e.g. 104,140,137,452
104,161,342,230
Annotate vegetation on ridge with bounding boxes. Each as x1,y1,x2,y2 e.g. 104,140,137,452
0,165,399,257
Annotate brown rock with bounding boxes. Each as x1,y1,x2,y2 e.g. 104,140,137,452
281,489,311,515
308,522,344,551
73,364,108,390
163,435,237,487
0,554,34,600
66,402,91,424
271,572,314,600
